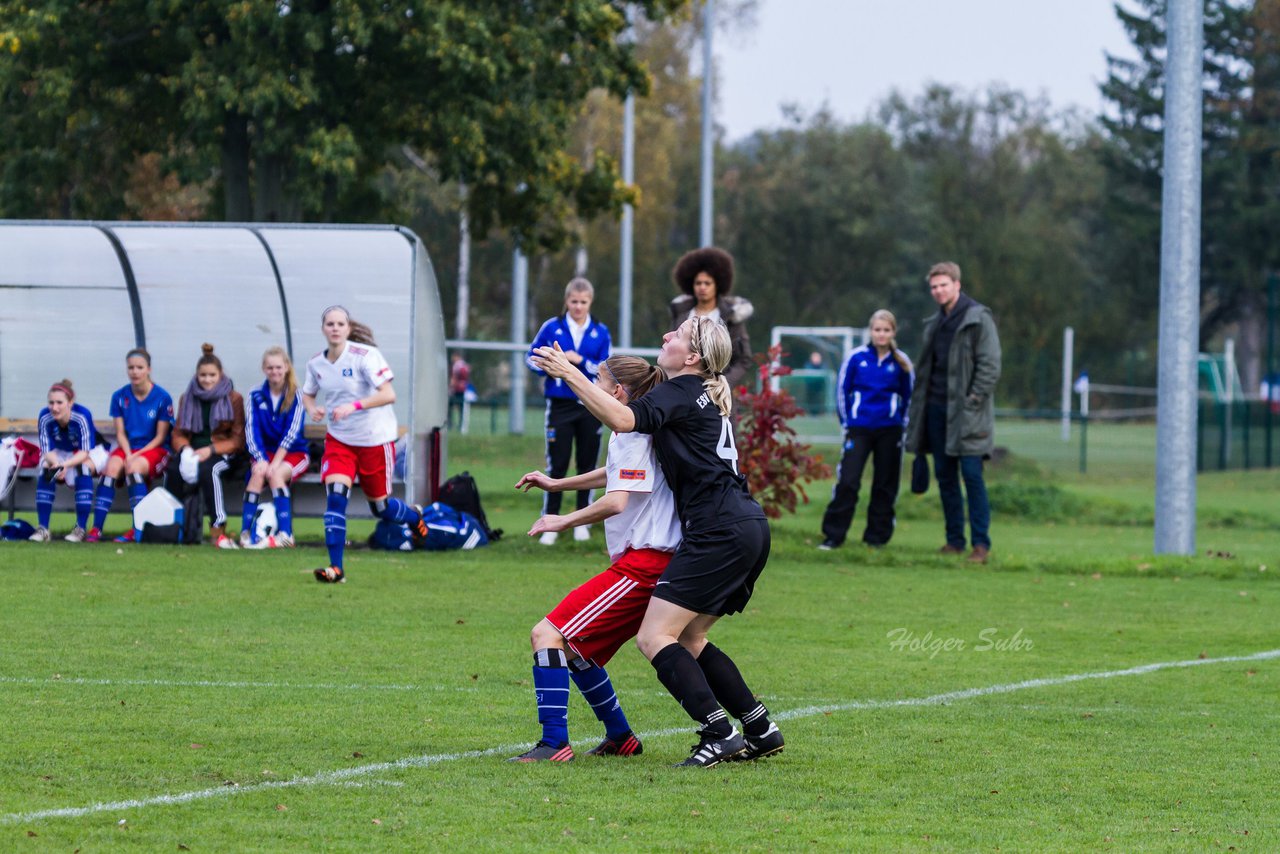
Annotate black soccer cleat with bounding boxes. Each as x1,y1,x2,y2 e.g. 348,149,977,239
674,727,746,767
313,565,346,583
508,741,574,762
585,731,643,757
731,722,785,761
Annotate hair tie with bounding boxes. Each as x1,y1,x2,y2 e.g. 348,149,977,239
321,304,350,322
49,383,74,401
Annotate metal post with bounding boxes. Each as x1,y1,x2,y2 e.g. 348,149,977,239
1223,337,1235,465
456,184,470,340
1061,326,1074,441
620,88,635,348
699,0,714,247
1267,273,1276,467
1154,0,1203,555
509,247,528,435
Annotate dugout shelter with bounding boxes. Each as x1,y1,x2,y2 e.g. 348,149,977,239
0,221,448,514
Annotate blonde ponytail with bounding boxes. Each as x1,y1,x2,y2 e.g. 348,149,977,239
687,316,735,417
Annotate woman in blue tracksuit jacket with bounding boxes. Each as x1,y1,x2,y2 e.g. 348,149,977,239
526,277,611,544
819,309,914,549
238,346,310,548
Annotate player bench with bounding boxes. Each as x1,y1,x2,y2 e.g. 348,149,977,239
1,417,410,522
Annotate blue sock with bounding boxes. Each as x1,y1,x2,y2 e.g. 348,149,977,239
74,473,93,530
273,487,293,536
241,491,260,541
571,663,631,740
127,473,148,508
532,648,571,747
377,496,420,525
35,473,56,528
93,477,116,530
324,486,349,568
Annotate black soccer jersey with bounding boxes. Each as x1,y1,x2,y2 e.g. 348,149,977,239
628,374,765,533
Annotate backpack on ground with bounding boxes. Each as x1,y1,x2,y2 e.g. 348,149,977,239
438,471,502,542
416,502,489,551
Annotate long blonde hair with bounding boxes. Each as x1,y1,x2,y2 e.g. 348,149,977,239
262,345,299,411
869,309,912,373
321,305,377,346
685,316,734,417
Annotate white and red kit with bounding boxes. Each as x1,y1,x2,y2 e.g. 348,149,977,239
303,342,399,498
545,431,682,665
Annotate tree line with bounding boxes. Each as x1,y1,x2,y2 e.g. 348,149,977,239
2,1,1277,407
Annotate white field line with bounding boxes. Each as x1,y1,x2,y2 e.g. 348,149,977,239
4,647,1277,826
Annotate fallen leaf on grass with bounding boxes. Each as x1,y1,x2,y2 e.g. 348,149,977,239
1091,572,1102,580
1199,651,1208,659
275,804,287,812
352,751,364,758
189,744,203,750
26,831,37,837
179,845,190,851
372,819,382,825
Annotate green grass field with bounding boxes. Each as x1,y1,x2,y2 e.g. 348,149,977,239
2,429,1278,850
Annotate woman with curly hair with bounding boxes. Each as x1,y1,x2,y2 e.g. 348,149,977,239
668,246,755,390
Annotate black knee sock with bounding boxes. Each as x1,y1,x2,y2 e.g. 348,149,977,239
650,642,731,736
696,642,772,736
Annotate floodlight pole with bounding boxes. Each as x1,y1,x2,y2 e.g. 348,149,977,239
1061,326,1074,441
510,247,528,435
1154,0,1203,555
619,7,636,349
699,0,714,247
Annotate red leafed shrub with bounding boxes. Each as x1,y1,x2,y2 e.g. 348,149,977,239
736,346,832,519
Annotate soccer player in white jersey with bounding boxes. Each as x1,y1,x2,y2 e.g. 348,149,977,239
301,306,429,583
509,356,680,762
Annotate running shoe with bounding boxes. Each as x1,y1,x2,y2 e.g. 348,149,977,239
215,535,239,550
730,722,785,761
674,727,746,768
273,533,295,548
411,504,430,542
509,741,574,762
585,731,643,757
239,530,254,548
313,565,345,583
64,526,86,543
538,531,558,546
28,526,51,543
113,529,136,544
573,526,590,542
84,527,103,543
242,534,273,550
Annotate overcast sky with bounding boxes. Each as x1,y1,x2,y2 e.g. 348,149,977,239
714,0,1137,141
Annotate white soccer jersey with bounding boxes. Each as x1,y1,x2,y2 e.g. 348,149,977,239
602,430,682,561
302,342,398,446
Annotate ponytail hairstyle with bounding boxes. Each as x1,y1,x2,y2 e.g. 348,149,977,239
48,378,75,402
685,316,734,417
602,355,666,403
321,305,377,346
261,345,299,411
196,342,223,375
125,347,152,367
869,309,912,373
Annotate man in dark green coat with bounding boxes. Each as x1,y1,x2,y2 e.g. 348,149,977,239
904,262,1002,563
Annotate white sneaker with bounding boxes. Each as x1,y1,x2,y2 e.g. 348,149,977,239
28,526,51,543
274,532,295,548
573,526,590,542
64,526,86,543
215,535,240,550
539,531,559,546
239,530,254,548
242,534,273,550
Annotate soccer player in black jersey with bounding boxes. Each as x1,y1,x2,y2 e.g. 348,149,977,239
533,314,783,767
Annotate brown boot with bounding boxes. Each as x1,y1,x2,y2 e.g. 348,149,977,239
967,545,990,564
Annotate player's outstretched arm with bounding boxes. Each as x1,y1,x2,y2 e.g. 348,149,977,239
531,343,636,432
516,467,606,494
528,490,628,537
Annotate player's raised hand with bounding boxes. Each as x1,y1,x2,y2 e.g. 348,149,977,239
515,471,555,493
531,341,572,378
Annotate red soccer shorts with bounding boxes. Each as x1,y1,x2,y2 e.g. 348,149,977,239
278,451,310,480
109,445,170,481
545,547,673,666
320,435,394,499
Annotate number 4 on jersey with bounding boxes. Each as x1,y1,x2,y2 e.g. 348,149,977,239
718,417,739,474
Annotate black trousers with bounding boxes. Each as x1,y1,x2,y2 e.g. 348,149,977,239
820,425,903,546
542,398,603,515
165,451,250,533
